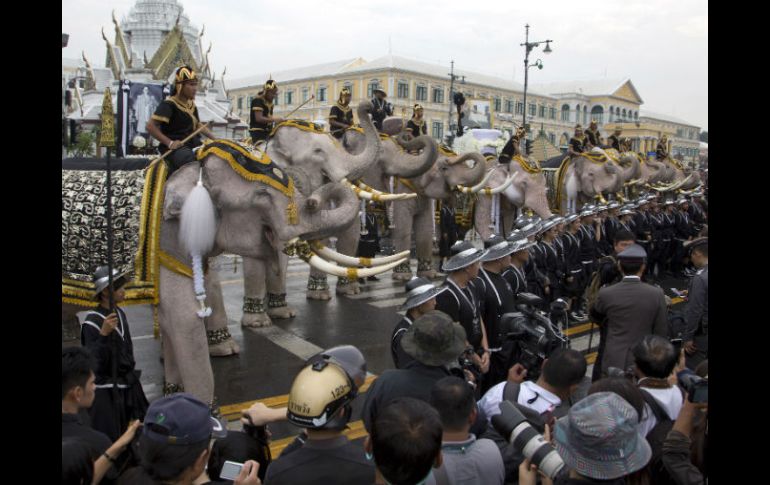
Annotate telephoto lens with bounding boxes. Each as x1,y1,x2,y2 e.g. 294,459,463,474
491,401,565,479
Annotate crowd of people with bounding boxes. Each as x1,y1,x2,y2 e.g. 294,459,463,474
64,64,708,484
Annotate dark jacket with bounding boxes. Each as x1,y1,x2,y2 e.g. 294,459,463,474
590,277,669,375
662,430,706,484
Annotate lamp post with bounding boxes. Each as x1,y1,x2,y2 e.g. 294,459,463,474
521,24,553,131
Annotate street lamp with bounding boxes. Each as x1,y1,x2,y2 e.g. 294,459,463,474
521,24,553,130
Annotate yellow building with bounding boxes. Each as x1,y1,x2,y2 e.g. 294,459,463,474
227,54,701,164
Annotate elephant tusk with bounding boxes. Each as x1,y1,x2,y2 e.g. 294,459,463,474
310,241,410,267
477,171,518,196
456,169,495,193
343,179,413,201
305,253,408,278
356,180,417,200
624,178,643,186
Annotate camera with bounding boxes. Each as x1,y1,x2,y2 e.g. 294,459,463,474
500,293,568,380
491,401,565,479
450,347,482,386
679,372,708,403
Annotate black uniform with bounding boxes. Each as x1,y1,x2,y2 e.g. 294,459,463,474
498,136,521,163
585,128,600,147
656,141,669,160
607,134,621,150
81,306,148,442
475,268,518,391
525,248,548,301
671,209,694,274
578,223,599,280
151,96,202,173
439,205,460,260
660,210,677,272
648,210,665,274
250,95,274,143
357,213,380,258
561,231,584,298
536,240,564,303
569,136,587,155
502,263,527,297
406,119,427,138
391,316,416,369
435,278,484,350
329,102,354,139
371,97,392,131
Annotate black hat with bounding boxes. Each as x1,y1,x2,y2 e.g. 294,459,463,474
443,241,486,272
683,237,707,251
400,277,448,311
564,213,580,224
481,236,516,262
617,244,647,263
509,237,537,253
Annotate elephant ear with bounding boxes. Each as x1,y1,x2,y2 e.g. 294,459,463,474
163,163,200,221
201,156,270,210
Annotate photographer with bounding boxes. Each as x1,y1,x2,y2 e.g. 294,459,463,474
392,277,448,369
261,345,374,485
479,349,586,484
363,311,470,433
682,238,708,369
427,377,505,485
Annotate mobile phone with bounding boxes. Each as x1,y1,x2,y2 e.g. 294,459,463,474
670,338,683,355
219,460,244,481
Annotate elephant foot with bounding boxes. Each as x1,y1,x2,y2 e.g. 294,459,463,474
242,297,272,327
336,277,361,296
267,293,297,319
307,289,332,300
417,269,437,279
241,311,273,328
392,271,414,281
208,337,240,357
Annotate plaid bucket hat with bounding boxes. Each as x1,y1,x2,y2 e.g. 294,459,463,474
553,392,651,480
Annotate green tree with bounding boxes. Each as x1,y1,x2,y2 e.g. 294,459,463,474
699,131,708,142
70,127,98,157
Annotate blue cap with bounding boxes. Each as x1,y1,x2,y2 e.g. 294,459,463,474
143,393,227,445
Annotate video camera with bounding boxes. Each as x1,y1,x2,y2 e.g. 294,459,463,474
500,293,568,380
679,372,708,403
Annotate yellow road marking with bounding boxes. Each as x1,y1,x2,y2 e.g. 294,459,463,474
220,375,377,421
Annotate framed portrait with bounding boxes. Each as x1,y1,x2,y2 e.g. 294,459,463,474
117,80,168,157
463,98,494,130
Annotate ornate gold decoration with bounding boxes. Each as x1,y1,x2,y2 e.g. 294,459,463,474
99,89,116,148
286,198,299,225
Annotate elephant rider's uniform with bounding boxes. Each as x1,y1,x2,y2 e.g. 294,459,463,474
329,100,354,139
585,127,601,147
568,135,588,157
656,141,669,160
250,94,275,143
406,118,427,138
371,93,392,132
607,133,622,150
151,93,203,173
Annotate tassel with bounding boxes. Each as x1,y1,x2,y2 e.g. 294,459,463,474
360,200,368,235
192,253,212,318
286,198,299,225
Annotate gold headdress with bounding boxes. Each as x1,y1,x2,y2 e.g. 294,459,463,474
264,79,277,91
413,103,424,111
338,87,351,103
175,66,197,84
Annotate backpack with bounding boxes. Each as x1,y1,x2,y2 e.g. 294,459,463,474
640,389,681,485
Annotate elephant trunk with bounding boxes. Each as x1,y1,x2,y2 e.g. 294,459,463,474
523,173,554,219
448,152,487,188
384,135,438,178
620,155,640,182
292,183,358,241
330,101,382,182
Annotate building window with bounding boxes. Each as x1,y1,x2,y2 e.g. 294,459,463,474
515,101,524,115
591,105,604,124
561,104,570,121
505,99,514,113
432,121,444,139
285,91,293,105
318,86,327,102
274,93,280,106
247,96,253,107
549,107,556,120
494,97,501,112
529,103,536,117
237,97,243,110
398,81,409,99
583,106,588,125
368,81,381,98
302,88,309,102
432,87,444,103
622,108,627,120
538,105,545,118
634,111,638,120
416,84,427,101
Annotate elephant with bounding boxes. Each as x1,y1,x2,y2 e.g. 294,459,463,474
159,153,371,406
390,148,488,280
473,155,554,240
542,152,623,215
646,158,702,194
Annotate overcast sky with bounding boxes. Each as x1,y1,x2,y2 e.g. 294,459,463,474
63,0,708,130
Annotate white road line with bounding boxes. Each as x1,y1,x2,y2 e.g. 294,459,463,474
369,297,407,308
346,287,407,300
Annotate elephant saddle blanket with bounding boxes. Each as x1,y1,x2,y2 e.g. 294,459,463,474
196,140,294,198
271,119,325,137
62,157,167,307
